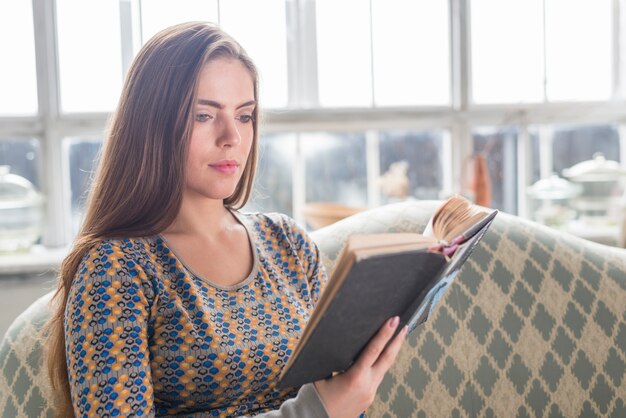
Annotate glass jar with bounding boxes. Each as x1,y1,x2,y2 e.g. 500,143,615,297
0,165,44,252
527,174,581,229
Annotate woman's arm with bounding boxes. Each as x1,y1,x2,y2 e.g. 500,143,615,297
65,242,156,417
238,383,329,418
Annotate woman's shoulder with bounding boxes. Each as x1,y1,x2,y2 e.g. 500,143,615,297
236,210,315,251
236,210,304,235
84,236,153,259
77,235,160,276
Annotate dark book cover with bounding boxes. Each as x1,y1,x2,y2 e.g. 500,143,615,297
279,250,447,388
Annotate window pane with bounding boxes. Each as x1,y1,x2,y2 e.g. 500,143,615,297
245,133,295,216
378,130,444,203
65,139,102,235
0,1,38,115
140,0,218,43
303,132,368,207
219,0,288,109
0,139,43,250
471,0,544,103
56,0,123,113
551,125,620,174
529,130,541,184
371,0,450,106
316,0,372,107
529,125,623,236
0,139,41,190
545,0,612,101
472,127,518,213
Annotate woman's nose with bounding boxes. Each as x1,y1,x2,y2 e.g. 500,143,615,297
216,117,241,147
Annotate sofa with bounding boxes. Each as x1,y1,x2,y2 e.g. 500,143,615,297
1,200,625,417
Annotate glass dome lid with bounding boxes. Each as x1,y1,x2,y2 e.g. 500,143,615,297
527,174,582,200
0,165,43,210
562,153,626,182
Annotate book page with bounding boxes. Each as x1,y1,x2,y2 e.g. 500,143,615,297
347,233,430,247
430,195,491,243
348,233,437,258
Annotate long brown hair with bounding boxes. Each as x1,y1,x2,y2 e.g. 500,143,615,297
44,22,259,417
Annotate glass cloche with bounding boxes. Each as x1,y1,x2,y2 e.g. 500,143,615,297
527,174,581,228
0,165,44,252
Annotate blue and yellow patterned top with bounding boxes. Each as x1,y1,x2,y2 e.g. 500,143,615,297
64,212,328,417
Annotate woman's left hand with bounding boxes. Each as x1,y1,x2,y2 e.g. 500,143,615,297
313,316,408,418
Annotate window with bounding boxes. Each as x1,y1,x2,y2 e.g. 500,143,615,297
545,0,612,101
315,0,372,107
303,132,368,207
371,0,450,106
471,0,612,104
472,127,518,213
3,0,626,251
65,139,102,235
56,0,124,113
471,0,544,103
140,0,218,43
0,139,41,190
378,130,444,203
245,133,296,216
0,1,38,116
529,124,621,177
316,0,450,107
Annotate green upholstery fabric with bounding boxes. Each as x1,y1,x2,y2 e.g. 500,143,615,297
311,201,626,417
1,200,625,417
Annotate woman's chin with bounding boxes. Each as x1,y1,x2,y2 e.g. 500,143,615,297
184,185,238,202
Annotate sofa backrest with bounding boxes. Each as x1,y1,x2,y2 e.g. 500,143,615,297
311,201,626,418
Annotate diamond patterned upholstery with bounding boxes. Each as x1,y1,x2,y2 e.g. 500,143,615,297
1,200,624,417
311,201,626,417
0,292,54,418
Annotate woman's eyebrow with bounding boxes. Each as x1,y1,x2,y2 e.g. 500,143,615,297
197,99,256,109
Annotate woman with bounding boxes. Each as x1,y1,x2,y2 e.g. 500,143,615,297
45,22,407,418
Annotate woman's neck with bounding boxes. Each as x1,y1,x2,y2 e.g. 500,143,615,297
164,193,234,239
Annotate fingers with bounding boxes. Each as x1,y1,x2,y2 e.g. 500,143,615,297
354,316,401,369
372,323,407,373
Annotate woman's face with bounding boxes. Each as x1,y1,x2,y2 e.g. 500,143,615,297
185,57,255,202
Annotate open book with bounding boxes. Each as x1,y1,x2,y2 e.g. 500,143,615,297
278,195,498,389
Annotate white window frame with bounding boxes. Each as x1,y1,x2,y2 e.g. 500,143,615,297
3,0,626,250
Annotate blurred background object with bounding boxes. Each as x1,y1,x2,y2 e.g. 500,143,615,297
562,152,626,224
0,165,44,253
526,174,581,229
302,202,364,230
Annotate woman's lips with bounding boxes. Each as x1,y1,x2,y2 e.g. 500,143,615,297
209,160,239,174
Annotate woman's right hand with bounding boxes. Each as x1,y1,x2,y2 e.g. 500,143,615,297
313,316,408,418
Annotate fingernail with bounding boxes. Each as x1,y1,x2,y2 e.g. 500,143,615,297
389,316,400,328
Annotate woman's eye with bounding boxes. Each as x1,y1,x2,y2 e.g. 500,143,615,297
237,114,254,123
195,113,213,122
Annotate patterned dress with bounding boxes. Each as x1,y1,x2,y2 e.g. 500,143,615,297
65,212,328,417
